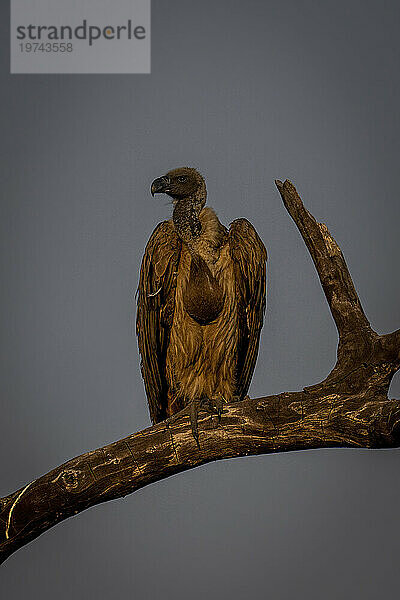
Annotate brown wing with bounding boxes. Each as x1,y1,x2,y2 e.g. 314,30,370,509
229,218,267,399
136,221,181,424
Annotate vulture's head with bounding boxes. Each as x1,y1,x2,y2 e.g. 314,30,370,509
151,167,207,210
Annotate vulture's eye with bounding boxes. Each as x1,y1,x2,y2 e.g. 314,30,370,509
177,176,187,183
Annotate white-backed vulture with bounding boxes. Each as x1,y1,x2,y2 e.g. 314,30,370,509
136,167,267,440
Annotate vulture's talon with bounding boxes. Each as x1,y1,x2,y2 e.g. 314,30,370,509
187,395,227,447
189,399,201,448
210,394,226,423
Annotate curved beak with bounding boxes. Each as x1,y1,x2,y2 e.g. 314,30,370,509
151,176,170,196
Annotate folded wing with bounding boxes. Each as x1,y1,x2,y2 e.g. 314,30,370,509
229,219,267,399
136,221,181,423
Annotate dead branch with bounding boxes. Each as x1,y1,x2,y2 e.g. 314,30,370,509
1,180,399,565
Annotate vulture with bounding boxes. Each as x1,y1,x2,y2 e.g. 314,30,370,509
136,167,267,440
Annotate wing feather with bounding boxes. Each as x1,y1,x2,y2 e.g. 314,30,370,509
136,221,181,424
229,218,267,399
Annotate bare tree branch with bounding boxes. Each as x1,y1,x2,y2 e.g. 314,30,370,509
1,180,399,565
275,179,371,340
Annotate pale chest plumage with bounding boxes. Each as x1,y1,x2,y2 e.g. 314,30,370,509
165,207,239,406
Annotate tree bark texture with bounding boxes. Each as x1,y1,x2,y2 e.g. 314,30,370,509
1,180,399,565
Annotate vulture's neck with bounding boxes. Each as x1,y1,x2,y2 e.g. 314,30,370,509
173,195,227,253
173,197,203,245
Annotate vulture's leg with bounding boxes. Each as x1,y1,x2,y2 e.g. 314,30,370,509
164,398,203,447
168,398,205,448
190,395,227,447
166,395,227,447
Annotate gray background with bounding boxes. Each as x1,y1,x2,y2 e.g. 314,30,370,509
1,1,400,598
